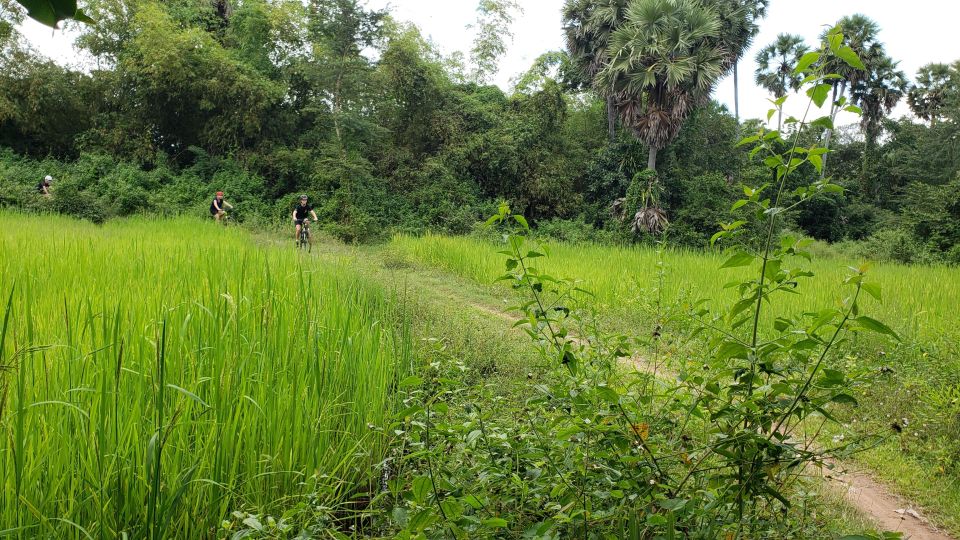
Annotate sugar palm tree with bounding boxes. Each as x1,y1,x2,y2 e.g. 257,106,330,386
819,14,881,176
562,0,629,141
597,0,726,172
908,62,957,126
754,33,808,130
714,0,768,122
851,53,907,199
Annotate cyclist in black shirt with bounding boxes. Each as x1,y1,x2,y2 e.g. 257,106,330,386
292,194,319,241
210,191,233,222
36,175,53,196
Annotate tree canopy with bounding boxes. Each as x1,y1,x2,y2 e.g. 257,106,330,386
0,0,959,263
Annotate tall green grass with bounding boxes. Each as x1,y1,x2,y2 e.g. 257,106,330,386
0,214,412,538
391,233,960,348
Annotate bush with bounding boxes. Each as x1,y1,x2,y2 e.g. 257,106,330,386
852,228,938,265
407,159,480,235
533,218,613,244
51,182,108,224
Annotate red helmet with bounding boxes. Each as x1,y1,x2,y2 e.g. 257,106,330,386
216,191,224,197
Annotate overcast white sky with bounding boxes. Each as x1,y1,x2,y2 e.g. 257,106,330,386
18,0,960,126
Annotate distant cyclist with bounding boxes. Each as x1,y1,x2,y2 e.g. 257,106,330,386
210,191,233,222
292,195,319,242
36,175,53,196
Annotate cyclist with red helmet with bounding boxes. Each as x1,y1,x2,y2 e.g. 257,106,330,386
210,191,233,222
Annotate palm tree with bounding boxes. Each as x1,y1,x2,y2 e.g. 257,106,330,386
754,33,808,130
562,0,629,141
908,62,957,126
819,14,881,175
851,53,907,199
713,0,768,122
597,0,726,172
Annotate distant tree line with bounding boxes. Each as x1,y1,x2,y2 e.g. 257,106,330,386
0,0,957,262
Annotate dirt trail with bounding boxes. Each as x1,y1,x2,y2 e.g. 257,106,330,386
450,294,954,540
826,468,952,540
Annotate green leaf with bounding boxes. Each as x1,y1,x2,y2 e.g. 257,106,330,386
773,318,792,332
720,251,755,269
440,499,464,520
16,0,94,28
836,45,866,69
710,230,728,246
513,215,529,230
820,369,845,387
398,375,423,389
411,475,431,504
715,340,749,361
793,51,821,74
408,508,437,532
808,154,823,173
764,485,791,508
166,384,210,409
831,393,859,406
595,386,620,404
73,8,94,24
856,316,900,340
482,518,508,528
861,282,882,301
763,155,783,168
736,134,760,147
810,116,834,130
828,30,843,52
807,84,832,108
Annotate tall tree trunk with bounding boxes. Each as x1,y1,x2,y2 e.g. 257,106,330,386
860,124,880,202
647,146,657,171
733,62,740,122
820,82,845,178
333,55,346,152
777,73,786,131
606,95,616,142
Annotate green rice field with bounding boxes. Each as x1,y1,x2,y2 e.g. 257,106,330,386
3,215,959,537
391,233,960,347
0,214,412,538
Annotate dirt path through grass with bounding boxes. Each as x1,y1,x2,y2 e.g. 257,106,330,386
305,241,954,540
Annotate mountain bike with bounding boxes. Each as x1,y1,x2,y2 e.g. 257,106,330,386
297,219,312,252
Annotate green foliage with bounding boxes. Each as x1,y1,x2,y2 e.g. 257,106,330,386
0,0,959,261
468,0,521,84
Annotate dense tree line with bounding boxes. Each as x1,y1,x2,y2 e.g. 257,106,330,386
0,0,958,262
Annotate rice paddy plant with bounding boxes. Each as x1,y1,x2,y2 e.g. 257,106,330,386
390,233,960,349
0,213,412,538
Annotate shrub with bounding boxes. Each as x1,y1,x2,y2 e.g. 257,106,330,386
533,217,613,244
854,228,938,265
51,181,108,224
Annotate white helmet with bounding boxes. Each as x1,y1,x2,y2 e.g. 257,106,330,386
44,175,53,182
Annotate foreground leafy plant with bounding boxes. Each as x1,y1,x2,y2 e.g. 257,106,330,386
377,26,904,540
